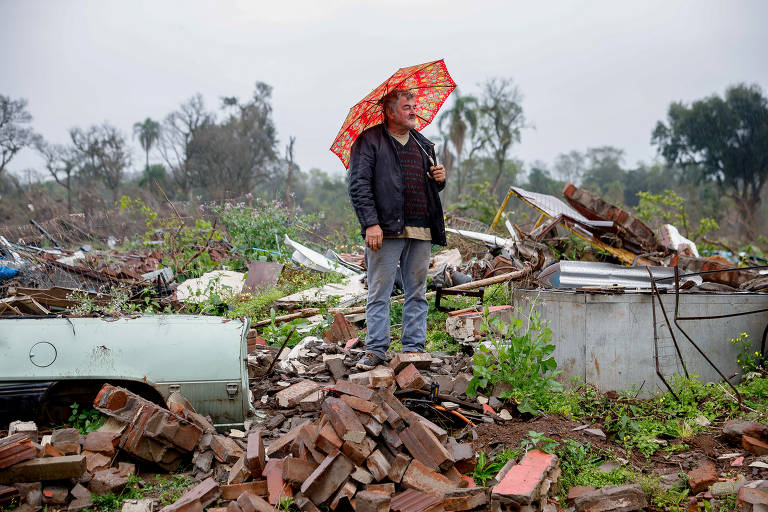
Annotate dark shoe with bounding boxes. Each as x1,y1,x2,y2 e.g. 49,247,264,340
356,352,385,371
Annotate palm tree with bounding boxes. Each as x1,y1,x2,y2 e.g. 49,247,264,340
438,90,479,199
132,118,161,173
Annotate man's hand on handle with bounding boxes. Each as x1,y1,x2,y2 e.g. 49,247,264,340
366,224,383,251
430,165,446,183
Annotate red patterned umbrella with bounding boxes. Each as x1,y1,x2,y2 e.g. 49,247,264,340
330,59,456,168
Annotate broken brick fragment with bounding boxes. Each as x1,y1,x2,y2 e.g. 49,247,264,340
300,451,354,505
742,435,768,456
322,397,367,444
443,487,488,511
491,449,559,507
282,457,319,484
396,363,426,390
688,462,718,494
356,489,391,512
389,353,433,373
572,484,647,512
275,380,322,408
246,430,266,478
401,458,458,498
262,458,292,505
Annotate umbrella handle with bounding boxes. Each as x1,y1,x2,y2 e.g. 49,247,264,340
412,136,436,169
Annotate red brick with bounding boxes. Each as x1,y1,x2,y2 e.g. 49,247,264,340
737,486,768,511
339,394,387,423
300,451,354,505
688,462,718,494
262,458,292,505
351,465,374,484
356,490,391,512
42,443,66,457
491,449,559,506
317,423,343,454
299,390,325,411
389,353,433,373
388,453,412,483
379,389,412,427
333,380,375,401
83,431,121,456
357,412,383,438
341,437,377,466
282,458,318,484
743,435,768,456
275,380,321,408
414,414,448,443
366,449,392,482
295,495,322,512
236,491,274,512
329,480,357,511
396,364,426,390
246,431,266,478
211,435,245,464
51,428,81,455
409,421,453,470
266,424,303,458
367,483,396,495
401,459,458,498
227,502,244,512
381,424,404,452
369,367,395,388
83,450,111,472
323,397,367,444
443,466,469,488
323,312,358,343
220,481,268,500
228,455,251,485
0,434,40,469
443,488,488,511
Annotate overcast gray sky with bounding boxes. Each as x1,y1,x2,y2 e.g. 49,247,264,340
2,0,767,180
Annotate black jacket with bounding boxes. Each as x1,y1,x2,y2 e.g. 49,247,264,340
348,124,446,246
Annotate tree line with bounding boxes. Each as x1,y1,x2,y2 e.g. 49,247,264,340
1,80,766,242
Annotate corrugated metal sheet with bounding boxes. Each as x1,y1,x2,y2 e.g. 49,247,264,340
538,261,702,289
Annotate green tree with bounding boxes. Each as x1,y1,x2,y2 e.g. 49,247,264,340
652,83,768,239
133,117,161,174
438,89,479,199
581,146,626,205
476,78,526,196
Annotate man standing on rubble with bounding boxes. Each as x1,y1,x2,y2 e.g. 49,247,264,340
348,89,447,371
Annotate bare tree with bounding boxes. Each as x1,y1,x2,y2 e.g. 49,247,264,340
158,94,212,199
553,150,586,185
0,95,40,177
35,139,79,213
476,78,525,196
70,123,131,204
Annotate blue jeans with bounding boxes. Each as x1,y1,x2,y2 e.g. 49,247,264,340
365,238,431,357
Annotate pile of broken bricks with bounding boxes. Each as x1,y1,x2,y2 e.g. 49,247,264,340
160,355,568,512
677,420,768,511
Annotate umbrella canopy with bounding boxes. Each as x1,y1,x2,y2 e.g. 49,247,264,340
330,59,456,168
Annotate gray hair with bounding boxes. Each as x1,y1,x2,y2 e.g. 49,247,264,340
381,89,415,117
